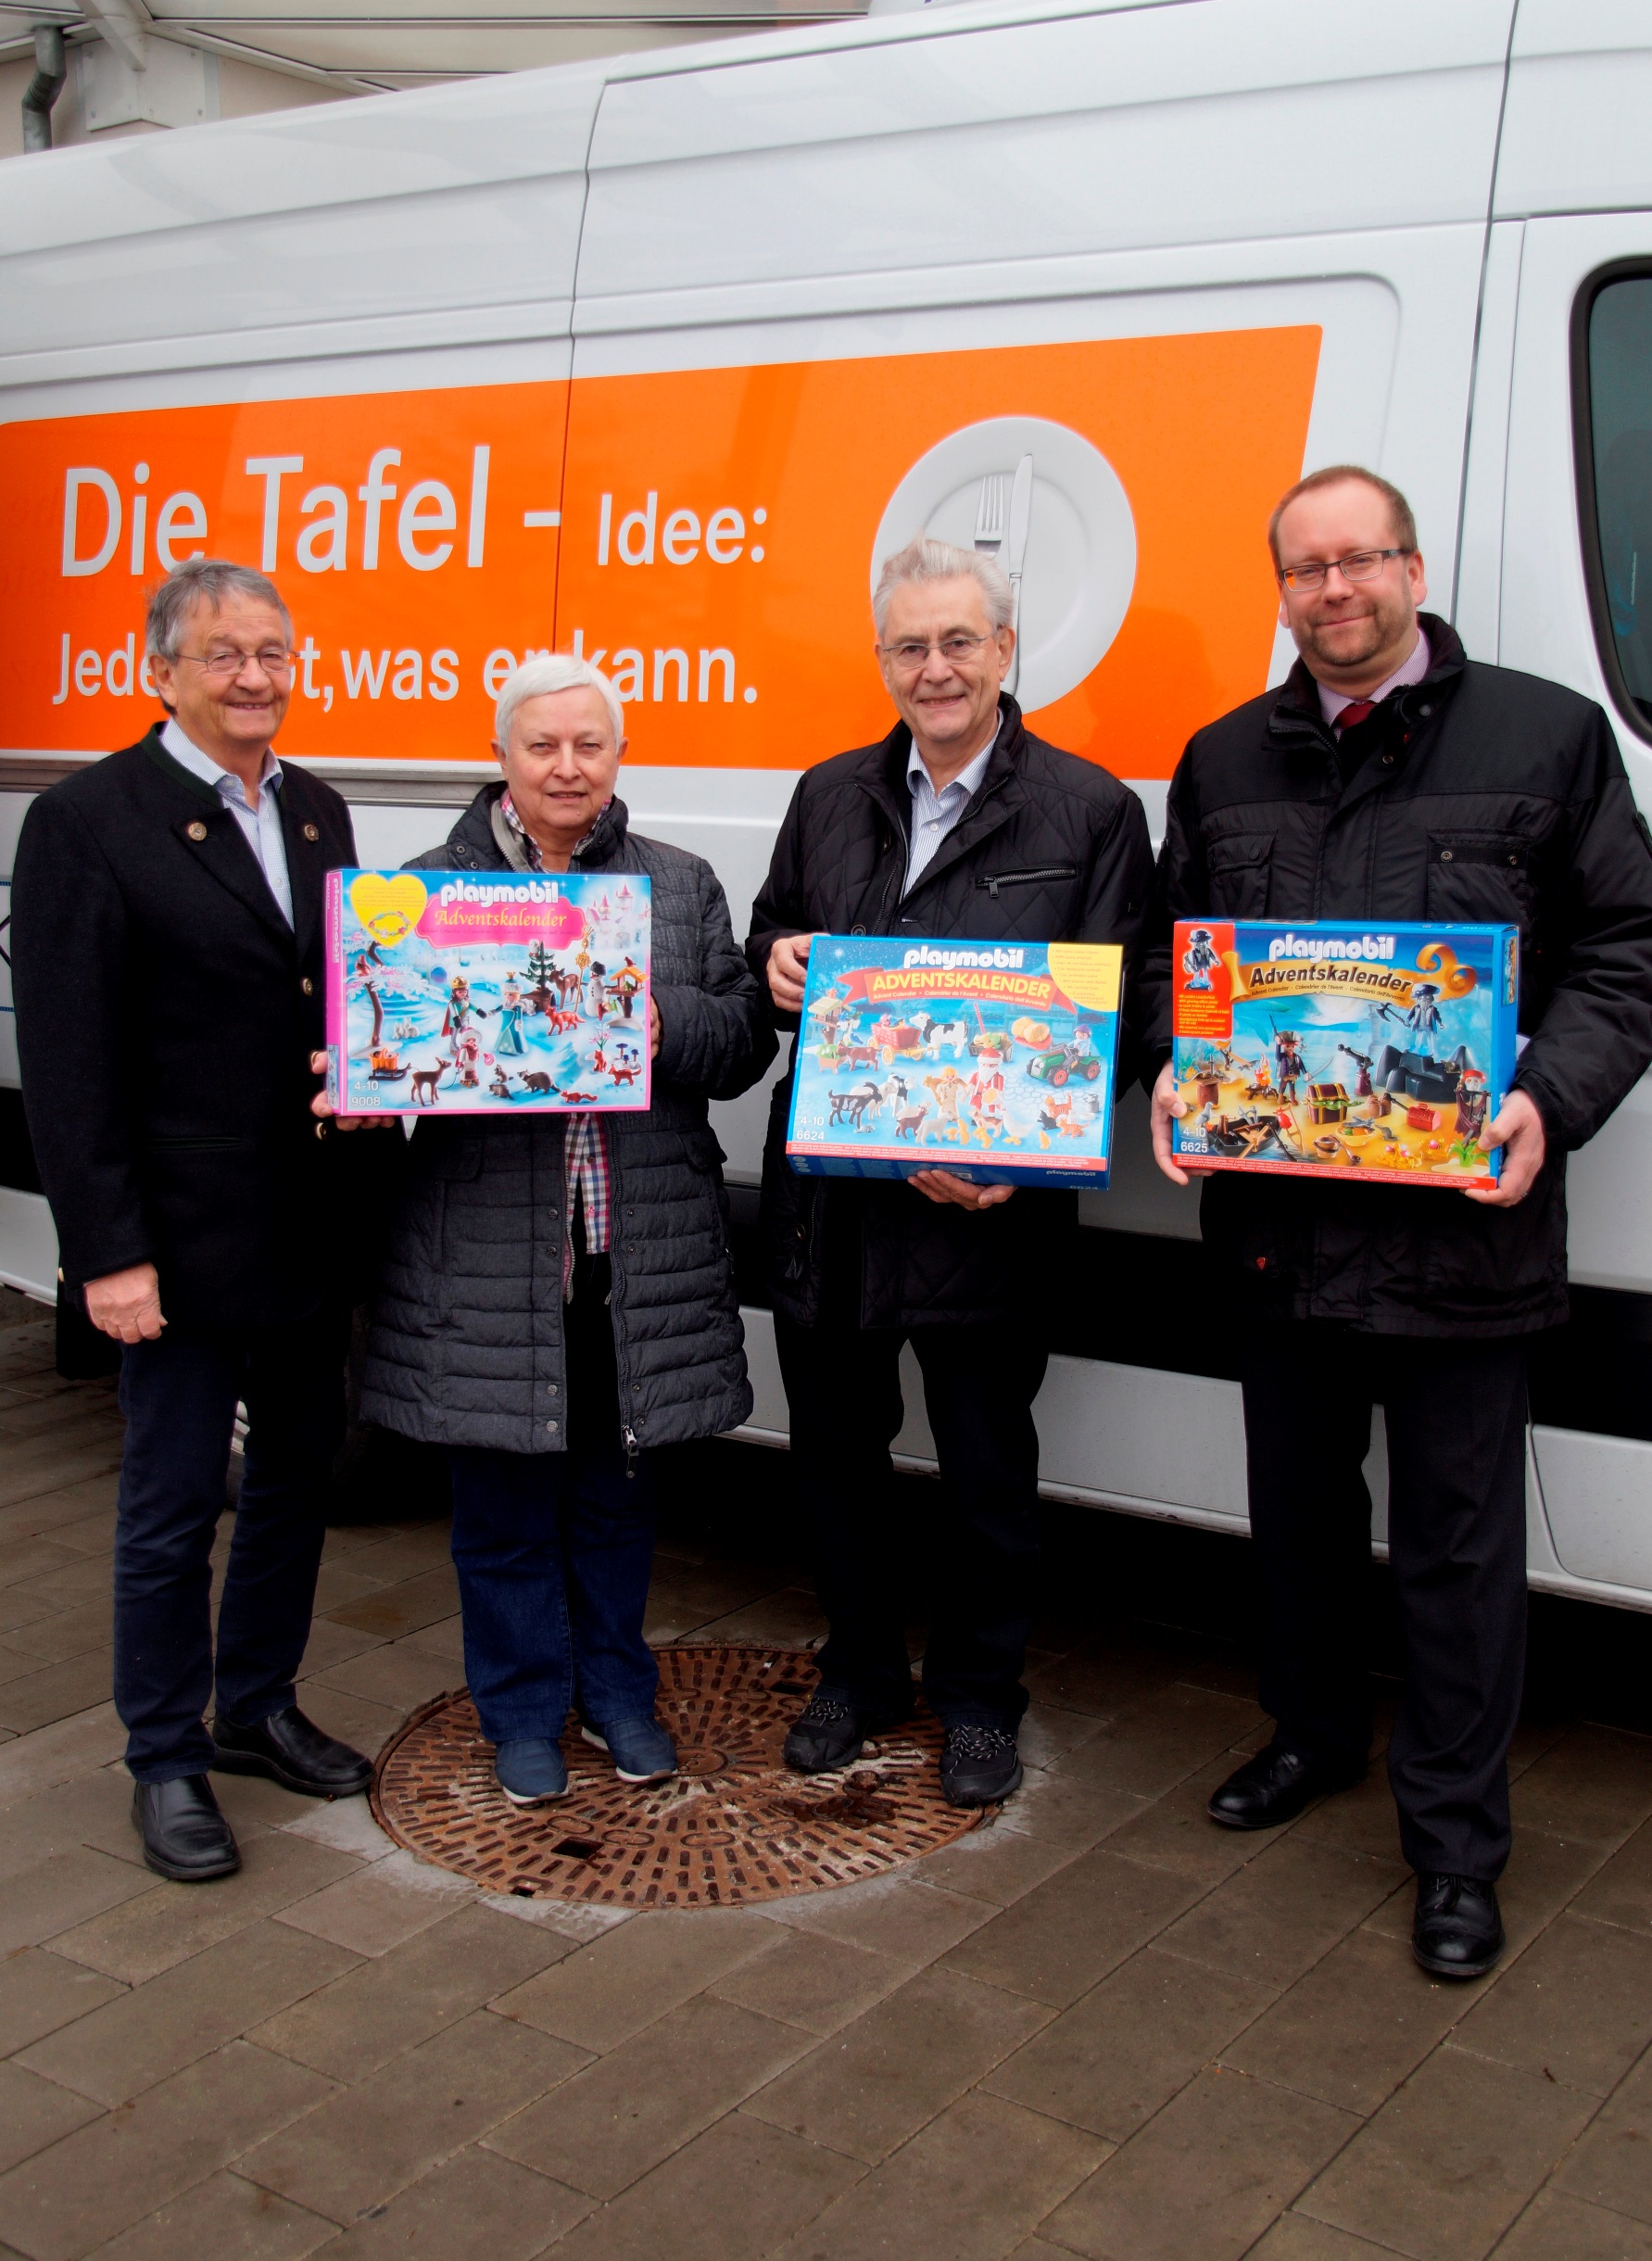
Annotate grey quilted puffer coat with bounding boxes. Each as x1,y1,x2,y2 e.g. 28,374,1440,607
359,786,776,1453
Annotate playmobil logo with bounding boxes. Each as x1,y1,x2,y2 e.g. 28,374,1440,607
1267,932,1396,965
436,878,565,908
901,945,1027,971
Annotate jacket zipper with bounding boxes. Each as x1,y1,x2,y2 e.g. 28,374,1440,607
877,801,912,927
977,865,1077,899
604,1142,640,1475
873,768,1015,922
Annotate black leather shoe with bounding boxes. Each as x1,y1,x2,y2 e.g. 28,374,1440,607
213,1705,373,1799
784,1691,865,1775
132,1775,241,1882
1207,1741,1363,1831
1413,1874,1505,1979
940,1724,1024,1807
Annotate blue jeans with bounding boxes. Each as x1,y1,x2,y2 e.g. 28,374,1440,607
446,1257,658,1743
115,1313,346,1782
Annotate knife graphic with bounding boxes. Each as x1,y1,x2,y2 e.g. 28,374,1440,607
1005,453,1033,698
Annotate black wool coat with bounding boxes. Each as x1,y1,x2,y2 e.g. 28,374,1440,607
11,721,377,1328
1140,617,1652,1336
746,697,1155,1330
359,786,776,1454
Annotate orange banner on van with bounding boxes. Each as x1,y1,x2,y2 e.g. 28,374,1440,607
0,327,1319,777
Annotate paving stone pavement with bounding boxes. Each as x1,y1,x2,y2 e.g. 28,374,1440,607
1,1286,1651,2260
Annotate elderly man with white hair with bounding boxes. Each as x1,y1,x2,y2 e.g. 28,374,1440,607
356,655,775,1807
747,535,1154,1806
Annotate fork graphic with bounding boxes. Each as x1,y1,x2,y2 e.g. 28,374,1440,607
973,474,1006,558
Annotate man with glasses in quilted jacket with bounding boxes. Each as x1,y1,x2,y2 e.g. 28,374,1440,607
1143,465,1652,1978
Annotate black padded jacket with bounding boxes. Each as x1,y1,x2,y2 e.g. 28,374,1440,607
1140,616,1652,1336
359,787,776,1452
746,696,1154,1330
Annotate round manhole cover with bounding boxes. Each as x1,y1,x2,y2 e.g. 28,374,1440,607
371,1645,988,1909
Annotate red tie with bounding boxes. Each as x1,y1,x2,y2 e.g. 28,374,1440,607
1335,699,1377,733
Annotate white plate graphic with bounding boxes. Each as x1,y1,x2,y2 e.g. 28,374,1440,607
871,416,1137,716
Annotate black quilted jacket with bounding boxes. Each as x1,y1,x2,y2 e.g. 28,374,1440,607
1141,617,1652,1337
746,698,1154,1328
359,788,776,1452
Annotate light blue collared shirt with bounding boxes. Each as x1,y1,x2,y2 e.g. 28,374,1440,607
903,718,1000,896
162,718,293,927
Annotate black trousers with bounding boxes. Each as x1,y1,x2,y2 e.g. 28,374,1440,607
774,1300,1049,1731
114,1312,346,1782
1242,1323,1530,1880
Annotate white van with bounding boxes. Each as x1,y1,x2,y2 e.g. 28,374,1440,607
3,0,1651,1605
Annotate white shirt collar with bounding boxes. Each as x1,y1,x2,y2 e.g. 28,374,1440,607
1317,627,1431,727
906,716,1000,803
161,716,282,802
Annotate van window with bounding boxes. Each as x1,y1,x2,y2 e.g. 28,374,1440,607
1584,275,1652,732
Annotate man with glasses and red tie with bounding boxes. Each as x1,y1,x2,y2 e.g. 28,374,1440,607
12,558,381,1883
748,534,1154,1810
1144,466,1652,1978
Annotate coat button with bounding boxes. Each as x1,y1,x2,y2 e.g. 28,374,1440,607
300,977,314,995
302,823,320,842
1419,704,1433,718
851,924,866,936
1508,854,1520,866
1381,753,1393,766
633,1383,641,1395
546,1420,559,1434
1440,849,1454,862
186,820,208,841
547,1383,559,1396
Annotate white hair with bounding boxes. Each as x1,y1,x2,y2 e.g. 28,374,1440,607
873,535,1014,638
494,653,624,751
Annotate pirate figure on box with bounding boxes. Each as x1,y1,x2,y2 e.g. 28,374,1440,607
1274,1027,1306,1104
1384,981,1444,1045
1181,926,1219,992
1455,1066,1490,1144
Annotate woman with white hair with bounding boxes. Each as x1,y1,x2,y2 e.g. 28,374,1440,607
358,656,775,1806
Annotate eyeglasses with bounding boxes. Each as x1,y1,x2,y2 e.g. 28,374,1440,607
1277,549,1408,594
173,647,296,679
876,634,996,671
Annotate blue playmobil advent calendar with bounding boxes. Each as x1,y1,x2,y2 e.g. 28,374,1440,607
787,934,1123,1190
